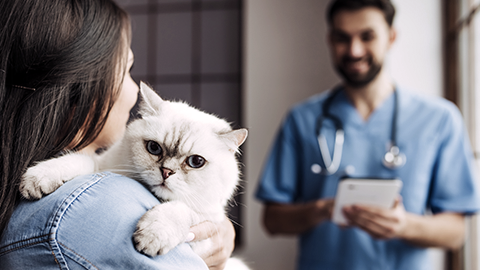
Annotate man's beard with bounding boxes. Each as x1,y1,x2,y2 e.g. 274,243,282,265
335,55,382,88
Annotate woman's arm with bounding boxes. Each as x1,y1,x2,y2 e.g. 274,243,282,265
0,173,209,270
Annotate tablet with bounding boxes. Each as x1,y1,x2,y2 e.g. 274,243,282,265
332,178,403,225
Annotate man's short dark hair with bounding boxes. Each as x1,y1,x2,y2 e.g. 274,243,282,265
327,0,396,27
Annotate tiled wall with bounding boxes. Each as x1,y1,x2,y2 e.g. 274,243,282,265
114,0,244,246
116,0,242,126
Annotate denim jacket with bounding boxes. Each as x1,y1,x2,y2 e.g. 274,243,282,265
0,172,208,270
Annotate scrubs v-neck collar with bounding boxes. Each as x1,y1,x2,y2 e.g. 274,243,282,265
329,87,396,132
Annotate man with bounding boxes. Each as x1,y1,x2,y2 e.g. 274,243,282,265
255,0,480,269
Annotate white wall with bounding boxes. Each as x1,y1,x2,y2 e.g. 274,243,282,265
239,1,444,270
388,0,443,96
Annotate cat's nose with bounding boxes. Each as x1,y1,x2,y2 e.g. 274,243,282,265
160,167,176,180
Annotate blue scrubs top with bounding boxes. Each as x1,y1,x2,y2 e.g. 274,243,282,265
256,87,480,270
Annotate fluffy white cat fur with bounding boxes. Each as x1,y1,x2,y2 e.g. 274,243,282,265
20,82,249,270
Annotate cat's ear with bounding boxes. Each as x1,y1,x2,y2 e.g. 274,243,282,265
138,81,164,116
220,128,248,153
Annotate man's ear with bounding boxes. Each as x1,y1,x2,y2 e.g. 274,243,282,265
387,27,397,49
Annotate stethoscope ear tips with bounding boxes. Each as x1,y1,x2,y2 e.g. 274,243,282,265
311,164,322,174
344,165,355,175
311,163,355,175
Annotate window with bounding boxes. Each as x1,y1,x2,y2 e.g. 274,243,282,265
445,0,480,269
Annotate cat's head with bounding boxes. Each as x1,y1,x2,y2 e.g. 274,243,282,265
123,83,247,215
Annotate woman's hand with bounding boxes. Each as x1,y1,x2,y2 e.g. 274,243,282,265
188,217,235,270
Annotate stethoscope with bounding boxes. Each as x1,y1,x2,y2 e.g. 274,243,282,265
313,87,406,175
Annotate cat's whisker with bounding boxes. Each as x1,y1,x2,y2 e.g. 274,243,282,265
228,217,243,228
227,199,238,208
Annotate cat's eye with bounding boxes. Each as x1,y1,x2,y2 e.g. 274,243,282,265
186,155,206,168
146,141,162,156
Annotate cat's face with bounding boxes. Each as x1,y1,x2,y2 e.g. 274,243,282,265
123,83,247,214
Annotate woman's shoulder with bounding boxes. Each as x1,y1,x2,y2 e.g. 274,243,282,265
0,172,207,270
4,172,157,239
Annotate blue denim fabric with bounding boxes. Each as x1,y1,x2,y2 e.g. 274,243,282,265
0,172,208,270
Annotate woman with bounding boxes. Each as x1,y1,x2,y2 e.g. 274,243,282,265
0,0,234,269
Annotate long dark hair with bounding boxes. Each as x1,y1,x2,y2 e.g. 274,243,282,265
0,0,131,239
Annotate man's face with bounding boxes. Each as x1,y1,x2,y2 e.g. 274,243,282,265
328,7,395,88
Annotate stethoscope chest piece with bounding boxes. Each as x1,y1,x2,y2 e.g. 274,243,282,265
383,145,406,169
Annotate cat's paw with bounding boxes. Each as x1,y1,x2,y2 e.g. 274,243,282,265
133,226,179,256
19,153,96,200
133,204,191,257
20,165,65,200
133,215,187,256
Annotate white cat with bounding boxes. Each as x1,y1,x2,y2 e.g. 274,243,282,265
20,82,250,270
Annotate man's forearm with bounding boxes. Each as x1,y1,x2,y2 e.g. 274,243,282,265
263,199,333,235
402,212,465,249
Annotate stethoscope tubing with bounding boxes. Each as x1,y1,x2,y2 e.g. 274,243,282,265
315,87,405,175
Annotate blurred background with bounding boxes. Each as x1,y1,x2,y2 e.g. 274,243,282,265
114,0,479,269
